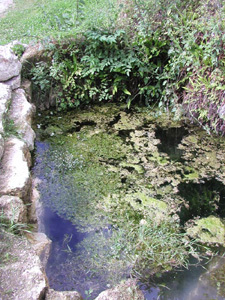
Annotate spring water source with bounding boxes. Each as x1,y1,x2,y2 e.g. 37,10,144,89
32,104,225,299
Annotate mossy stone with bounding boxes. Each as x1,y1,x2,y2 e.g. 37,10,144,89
187,216,225,246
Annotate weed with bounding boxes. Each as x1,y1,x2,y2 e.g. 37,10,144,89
3,115,19,138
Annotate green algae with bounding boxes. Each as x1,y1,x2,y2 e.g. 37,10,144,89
33,103,225,291
187,216,225,246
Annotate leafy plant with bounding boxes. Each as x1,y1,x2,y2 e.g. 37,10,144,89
0,209,30,234
11,44,25,58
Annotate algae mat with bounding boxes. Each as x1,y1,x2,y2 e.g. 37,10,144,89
32,104,225,299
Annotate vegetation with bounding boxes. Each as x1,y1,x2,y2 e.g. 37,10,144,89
33,104,224,294
1,0,224,134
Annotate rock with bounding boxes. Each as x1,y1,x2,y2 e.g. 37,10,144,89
46,289,84,300
29,177,41,224
218,104,225,119
188,256,225,300
20,43,46,65
125,192,169,224
4,74,21,90
9,88,36,150
0,137,31,202
0,232,48,300
22,79,32,102
0,195,27,223
0,0,14,17
0,45,22,82
187,216,225,246
26,232,51,268
0,133,4,161
94,279,145,300
0,83,11,133
44,125,63,136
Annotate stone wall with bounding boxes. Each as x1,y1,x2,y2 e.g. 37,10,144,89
0,44,83,300
0,44,49,299
0,44,144,300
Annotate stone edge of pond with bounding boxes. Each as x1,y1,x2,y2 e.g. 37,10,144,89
0,44,81,300
0,43,145,300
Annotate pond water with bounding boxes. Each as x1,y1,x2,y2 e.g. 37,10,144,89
32,104,225,299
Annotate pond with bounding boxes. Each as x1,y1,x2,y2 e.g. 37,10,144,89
32,104,225,299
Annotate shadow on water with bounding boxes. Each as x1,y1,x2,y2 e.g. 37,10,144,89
178,179,225,224
155,126,188,162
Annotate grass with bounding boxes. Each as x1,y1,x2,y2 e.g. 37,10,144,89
0,0,120,45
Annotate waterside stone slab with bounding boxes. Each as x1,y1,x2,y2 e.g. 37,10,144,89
46,289,84,300
94,279,145,300
0,233,48,300
0,195,27,223
9,88,36,150
0,137,31,201
26,232,52,268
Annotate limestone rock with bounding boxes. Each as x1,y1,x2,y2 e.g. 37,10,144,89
187,216,225,246
0,195,27,223
0,137,31,202
29,177,41,223
9,88,36,150
26,232,52,268
0,232,48,300
20,43,46,65
0,0,14,17
95,279,145,300
22,79,32,102
0,83,11,133
0,133,4,161
4,74,21,90
188,256,225,300
46,289,84,300
0,45,22,82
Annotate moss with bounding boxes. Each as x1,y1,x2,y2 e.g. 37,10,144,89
187,216,225,246
120,163,145,174
183,166,199,180
33,103,225,287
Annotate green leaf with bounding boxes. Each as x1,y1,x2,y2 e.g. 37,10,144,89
123,89,131,96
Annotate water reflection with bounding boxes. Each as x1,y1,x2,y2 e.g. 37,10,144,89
143,257,225,300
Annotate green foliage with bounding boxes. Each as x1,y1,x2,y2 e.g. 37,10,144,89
30,61,53,104
30,29,160,110
11,44,25,58
2,0,224,134
3,115,19,138
0,210,30,235
78,198,201,281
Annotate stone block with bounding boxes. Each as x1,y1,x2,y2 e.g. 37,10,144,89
46,289,83,300
0,83,11,133
0,45,22,82
95,279,144,300
0,195,27,223
0,137,31,202
9,88,36,150
4,74,21,90
0,233,48,300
